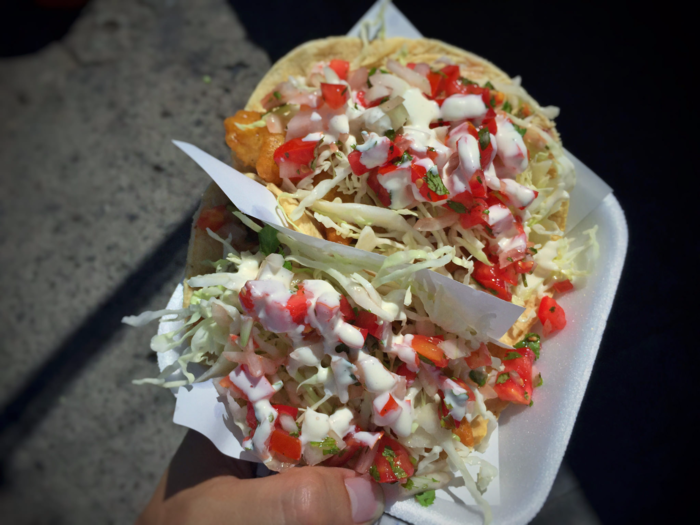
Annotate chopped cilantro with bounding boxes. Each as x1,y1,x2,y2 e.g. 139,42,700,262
425,167,449,196
460,77,477,85
476,175,483,184
469,369,488,387
478,127,491,150
514,333,541,360
384,129,396,141
496,373,510,384
484,81,495,90
380,68,389,74
529,246,538,254
513,123,527,137
310,437,340,455
402,478,415,490
503,351,523,361
489,95,495,108
549,306,556,313
522,273,528,287
258,225,280,255
433,68,448,78
283,260,292,271
536,373,543,387
341,86,348,95
502,100,512,113
202,75,212,84
368,67,377,76
415,490,436,507
394,150,413,165
273,91,282,100
529,400,534,407
409,456,417,466
448,200,466,213
369,464,380,481
482,209,490,215
507,257,513,262
289,431,299,437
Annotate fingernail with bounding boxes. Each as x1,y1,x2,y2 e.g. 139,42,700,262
344,474,385,523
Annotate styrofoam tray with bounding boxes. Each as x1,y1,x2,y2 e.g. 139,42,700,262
153,1,628,522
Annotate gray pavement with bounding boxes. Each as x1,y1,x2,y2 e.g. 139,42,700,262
0,1,600,523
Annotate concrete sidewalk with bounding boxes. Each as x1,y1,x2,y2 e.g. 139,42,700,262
0,1,599,523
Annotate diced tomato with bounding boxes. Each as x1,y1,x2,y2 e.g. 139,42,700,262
385,142,404,164
339,295,356,321
348,150,370,175
356,90,368,108
321,83,349,110
196,204,228,232
552,280,574,294
406,62,416,69
426,148,439,162
395,363,417,383
367,170,392,207
379,395,399,416
411,334,448,368
496,348,535,405
324,437,362,467
515,259,535,274
465,343,492,369
485,191,506,207
493,91,505,106
472,260,512,301
246,402,258,433
272,404,299,419
358,327,369,341
286,288,308,325
274,138,317,166
459,198,489,229
355,311,384,339
269,429,302,461
329,59,350,80
427,70,443,98
238,283,256,313
494,373,529,404
498,261,519,286
371,436,415,483
538,296,566,336
468,171,487,198
482,114,498,135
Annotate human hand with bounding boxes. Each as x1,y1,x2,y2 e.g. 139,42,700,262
137,430,385,525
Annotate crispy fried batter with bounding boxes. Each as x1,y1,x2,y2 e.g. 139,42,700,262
256,133,285,185
265,183,324,239
325,227,351,245
470,416,489,446
224,110,268,169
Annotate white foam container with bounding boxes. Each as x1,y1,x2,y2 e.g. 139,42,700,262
155,2,628,521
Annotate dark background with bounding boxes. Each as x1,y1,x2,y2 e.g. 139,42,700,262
0,0,694,522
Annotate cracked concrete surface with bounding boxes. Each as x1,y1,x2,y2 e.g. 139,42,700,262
0,0,269,406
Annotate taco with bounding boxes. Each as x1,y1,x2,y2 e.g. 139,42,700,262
222,36,596,348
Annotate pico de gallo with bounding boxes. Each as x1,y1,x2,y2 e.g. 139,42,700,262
225,55,598,335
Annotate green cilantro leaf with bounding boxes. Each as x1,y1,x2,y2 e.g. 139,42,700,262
514,333,541,360
448,200,466,214
310,437,340,455
503,351,523,361
513,123,527,137
502,100,512,113
425,167,449,196
393,150,413,166
384,129,396,141
369,465,380,481
273,91,282,100
258,225,280,255
415,490,436,507
536,373,543,387
484,81,495,90
478,127,491,150
496,372,510,384
522,273,528,287
289,431,299,437
402,478,415,490
460,77,477,85
283,260,292,271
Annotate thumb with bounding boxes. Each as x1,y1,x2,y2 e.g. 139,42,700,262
228,466,385,525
